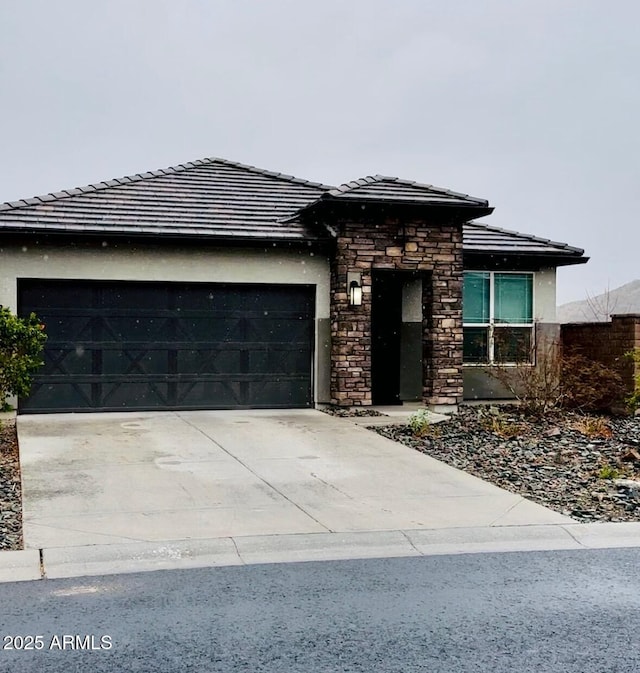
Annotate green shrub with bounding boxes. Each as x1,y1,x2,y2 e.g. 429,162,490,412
408,409,433,437
0,306,47,409
598,464,621,480
625,349,640,413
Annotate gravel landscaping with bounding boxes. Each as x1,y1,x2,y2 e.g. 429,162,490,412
320,405,387,418
372,405,640,523
0,419,22,551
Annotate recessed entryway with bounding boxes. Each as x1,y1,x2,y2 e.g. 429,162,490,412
371,270,424,405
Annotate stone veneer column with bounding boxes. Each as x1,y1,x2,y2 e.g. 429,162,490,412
424,262,464,407
329,215,464,407
329,237,373,406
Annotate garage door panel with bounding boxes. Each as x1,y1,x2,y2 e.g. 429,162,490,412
102,316,165,340
43,315,94,341
21,284,94,309
177,380,243,408
182,349,244,375
101,380,170,408
102,349,170,376
102,285,169,310
44,347,93,375
250,380,310,407
248,350,310,374
175,288,218,310
29,382,94,410
19,280,314,412
251,319,306,343
178,317,242,341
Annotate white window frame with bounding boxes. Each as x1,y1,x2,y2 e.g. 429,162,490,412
463,270,535,365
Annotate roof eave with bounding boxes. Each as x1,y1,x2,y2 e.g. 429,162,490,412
464,250,589,269
0,226,331,247
296,195,494,221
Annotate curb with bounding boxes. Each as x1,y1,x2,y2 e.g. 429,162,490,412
0,549,42,583
1,522,640,583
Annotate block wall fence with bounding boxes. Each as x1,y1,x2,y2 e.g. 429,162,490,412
560,314,640,395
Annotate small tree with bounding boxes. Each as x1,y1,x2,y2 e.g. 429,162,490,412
582,284,618,322
0,306,47,410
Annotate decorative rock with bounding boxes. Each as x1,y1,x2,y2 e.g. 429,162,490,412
370,405,640,523
321,406,387,418
621,448,640,463
613,479,640,501
0,420,22,551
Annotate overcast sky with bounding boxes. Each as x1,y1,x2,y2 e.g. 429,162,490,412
1,0,638,304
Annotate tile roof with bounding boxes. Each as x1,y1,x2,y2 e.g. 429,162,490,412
0,157,333,241
463,221,586,259
326,175,490,208
0,156,587,263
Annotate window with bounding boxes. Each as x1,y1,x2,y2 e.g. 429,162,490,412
463,272,534,364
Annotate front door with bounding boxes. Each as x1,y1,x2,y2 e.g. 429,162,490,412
371,271,403,405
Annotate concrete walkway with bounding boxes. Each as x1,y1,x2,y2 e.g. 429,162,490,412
4,408,640,582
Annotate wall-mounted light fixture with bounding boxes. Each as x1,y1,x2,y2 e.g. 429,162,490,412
347,271,363,306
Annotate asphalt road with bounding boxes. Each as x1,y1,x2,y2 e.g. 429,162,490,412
1,548,639,672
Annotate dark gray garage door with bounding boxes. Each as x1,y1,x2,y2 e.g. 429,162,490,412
19,280,315,413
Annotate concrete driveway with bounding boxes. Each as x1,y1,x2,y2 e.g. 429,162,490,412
17,409,570,549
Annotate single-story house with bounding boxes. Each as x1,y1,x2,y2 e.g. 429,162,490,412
0,157,587,413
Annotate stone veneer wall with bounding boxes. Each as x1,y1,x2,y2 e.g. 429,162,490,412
561,314,640,395
330,215,464,407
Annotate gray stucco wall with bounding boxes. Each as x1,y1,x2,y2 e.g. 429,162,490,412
0,241,561,406
463,368,515,400
0,240,332,404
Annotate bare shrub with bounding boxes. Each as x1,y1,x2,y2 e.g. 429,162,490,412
484,335,562,416
572,416,613,439
560,350,626,413
485,336,626,416
479,414,523,438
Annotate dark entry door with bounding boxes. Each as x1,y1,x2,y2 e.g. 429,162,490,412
19,280,315,413
371,272,403,405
